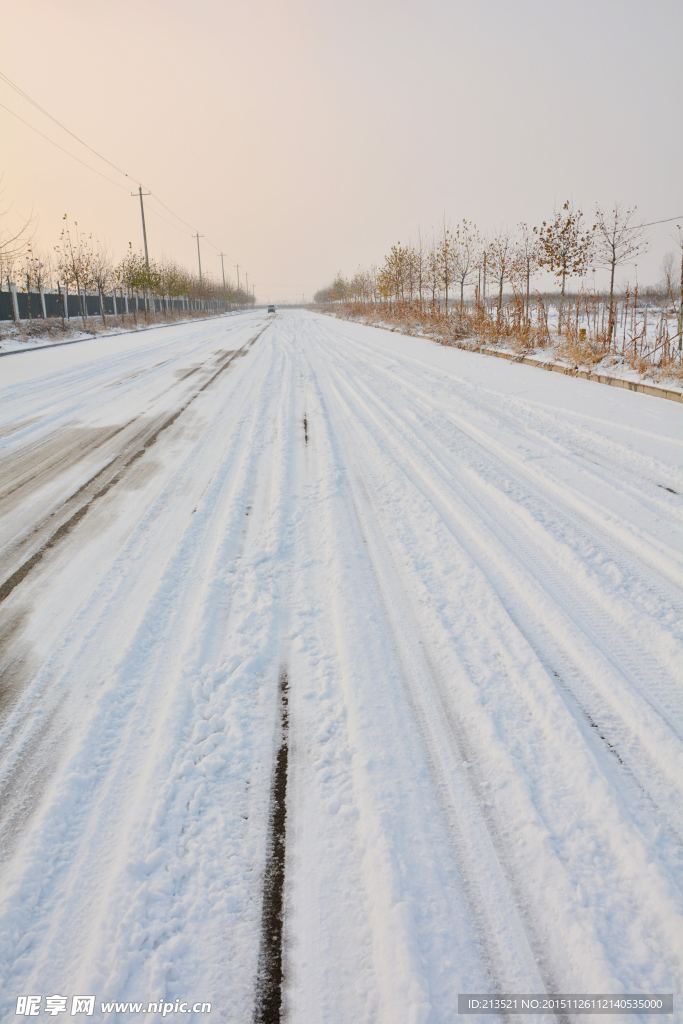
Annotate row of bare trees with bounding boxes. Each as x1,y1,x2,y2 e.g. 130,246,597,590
314,204,683,350
1,205,254,326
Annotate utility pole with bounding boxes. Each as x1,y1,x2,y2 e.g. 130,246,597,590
245,272,249,297
196,233,204,283
235,264,240,290
220,253,226,290
132,185,151,266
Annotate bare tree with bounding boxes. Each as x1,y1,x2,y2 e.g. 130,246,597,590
593,204,648,344
511,223,540,322
56,218,96,329
488,229,513,318
92,244,113,326
453,220,479,309
535,201,593,333
473,233,490,308
427,237,439,306
414,227,427,304
405,247,418,303
0,182,33,305
660,251,677,300
368,265,378,304
20,244,49,319
437,226,455,309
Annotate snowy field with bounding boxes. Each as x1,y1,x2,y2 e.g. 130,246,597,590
0,310,681,1023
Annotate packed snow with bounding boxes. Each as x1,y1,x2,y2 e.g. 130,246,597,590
0,310,681,1023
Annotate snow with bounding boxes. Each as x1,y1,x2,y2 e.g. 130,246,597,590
325,307,683,397
0,310,680,1023
0,310,251,358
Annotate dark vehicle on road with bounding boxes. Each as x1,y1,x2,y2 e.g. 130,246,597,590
268,304,275,313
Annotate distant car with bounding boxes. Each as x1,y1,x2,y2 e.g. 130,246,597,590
267,304,275,313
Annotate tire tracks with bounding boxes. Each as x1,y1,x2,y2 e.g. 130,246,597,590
304,320,683,999
0,327,267,608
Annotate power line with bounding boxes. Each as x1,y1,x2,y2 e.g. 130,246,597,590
0,70,237,262
143,202,194,238
643,215,683,227
0,101,130,193
0,70,138,187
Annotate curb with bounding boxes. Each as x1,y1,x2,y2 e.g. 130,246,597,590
0,310,255,359
475,347,683,404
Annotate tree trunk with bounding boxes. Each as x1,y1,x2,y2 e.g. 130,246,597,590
76,277,86,330
608,257,616,347
558,269,566,334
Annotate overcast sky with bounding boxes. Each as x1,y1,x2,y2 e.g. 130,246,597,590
1,0,681,301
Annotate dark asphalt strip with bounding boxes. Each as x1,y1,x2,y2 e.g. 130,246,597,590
254,670,290,1024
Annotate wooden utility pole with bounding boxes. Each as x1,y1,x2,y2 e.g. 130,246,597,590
196,233,204,283
132,186,151,266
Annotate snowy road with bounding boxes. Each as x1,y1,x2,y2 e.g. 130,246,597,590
0,310,681,1023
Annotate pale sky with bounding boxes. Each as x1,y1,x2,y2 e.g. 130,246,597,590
1,0,681,302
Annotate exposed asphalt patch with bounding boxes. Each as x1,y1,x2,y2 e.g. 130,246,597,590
254,669,289,1024
303,416,308,445
0,422,131,513
658,483,678,494
0,326,267,606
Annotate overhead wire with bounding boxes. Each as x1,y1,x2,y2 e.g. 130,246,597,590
0,69,240,266
0,70,138,187
0,101,131,194
142,202,195,238
642,215,683,227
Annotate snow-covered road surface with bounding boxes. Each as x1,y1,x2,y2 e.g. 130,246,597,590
0,310,681,1023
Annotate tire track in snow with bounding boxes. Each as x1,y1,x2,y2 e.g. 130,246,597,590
278,339,389,1024
0,327,267,609
321,353,683,838
301,315,683,1000
1,310,680,1019
302,332,556,1003
0,327,291,1019
315,329,683,773
0,327,274,875
287,336,496,1023
319,320,683,589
